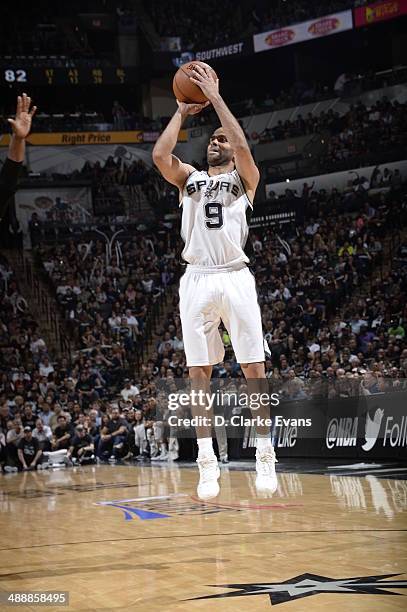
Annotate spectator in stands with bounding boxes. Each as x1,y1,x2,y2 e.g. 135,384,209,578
22,403,37,430
131,419,145,458
3,418,23,471
97,406,128,463
120,378,140,401
52,414,72,450
32,418,52,451
66,424,95,465
18,426,42,470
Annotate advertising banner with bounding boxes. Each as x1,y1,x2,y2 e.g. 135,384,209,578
0,130,187,146
153,378,407,460
154,38,253,71
253,10,353,53
239,391,407,459
354,0,407,27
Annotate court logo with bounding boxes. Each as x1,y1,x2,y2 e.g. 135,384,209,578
188,573,407,605
362,407,384,451
96,494,301,521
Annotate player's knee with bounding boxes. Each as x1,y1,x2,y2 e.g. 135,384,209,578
189,365,212,380
241,362,265,377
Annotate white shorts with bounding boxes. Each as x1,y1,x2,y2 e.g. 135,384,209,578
179,264,265,367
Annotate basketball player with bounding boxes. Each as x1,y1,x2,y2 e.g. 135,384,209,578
152,64,277,499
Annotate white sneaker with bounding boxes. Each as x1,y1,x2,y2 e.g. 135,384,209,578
4,465,18,473
255,446,278,494
151,452,168,462
168,438,179,461
196,454,220,500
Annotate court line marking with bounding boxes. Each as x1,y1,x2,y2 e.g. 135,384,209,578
328,463,385,470
189,495,303,509
0,529,405,552
96,493,188,505
342,468,407,474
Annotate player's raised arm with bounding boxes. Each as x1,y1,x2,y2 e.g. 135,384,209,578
190,65,259,198
0,93,37,225
7,93,37,162
152,101,208,189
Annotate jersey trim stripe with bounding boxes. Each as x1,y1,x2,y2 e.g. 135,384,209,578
234,170,254,209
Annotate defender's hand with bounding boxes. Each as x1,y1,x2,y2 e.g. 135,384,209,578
176,100,210,116
189,64,219,101
8,93,37,140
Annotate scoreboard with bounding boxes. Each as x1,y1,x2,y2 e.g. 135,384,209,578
1,65,138,86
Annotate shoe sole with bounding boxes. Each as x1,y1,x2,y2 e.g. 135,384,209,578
197,482,220,500
197,467,221,500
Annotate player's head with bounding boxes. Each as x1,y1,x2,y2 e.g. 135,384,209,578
207,128,234,167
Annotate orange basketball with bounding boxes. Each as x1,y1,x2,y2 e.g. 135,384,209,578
173,61,218,104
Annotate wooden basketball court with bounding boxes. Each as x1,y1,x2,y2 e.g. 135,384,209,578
1,462,406,611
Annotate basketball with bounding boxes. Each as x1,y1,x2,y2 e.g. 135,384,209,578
173,61,218,103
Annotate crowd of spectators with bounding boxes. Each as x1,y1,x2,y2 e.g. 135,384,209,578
146,0,360,49
192,65,407,130
256,108,342,144
23,155,174,243
0,104,169,135
0,0,373,62
74,156,153,187
148,182,407,402
0,231,184,471
37,226,180,351
254,98,406,148
251,0,357,34
0,1,94,58
320,98,407,171
1,167,406,472
147,0,247,50
110,101,169,132
254,96,407,174
35,156,170,225
0,0,133,59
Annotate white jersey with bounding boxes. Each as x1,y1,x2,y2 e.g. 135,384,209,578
179,169,253,267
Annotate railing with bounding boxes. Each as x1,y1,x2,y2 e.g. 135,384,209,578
134,285,170,371
19,251,72,358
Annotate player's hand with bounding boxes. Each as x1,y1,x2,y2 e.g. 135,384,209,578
176,100,210,116
8,93,37,140
189,64,219,101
